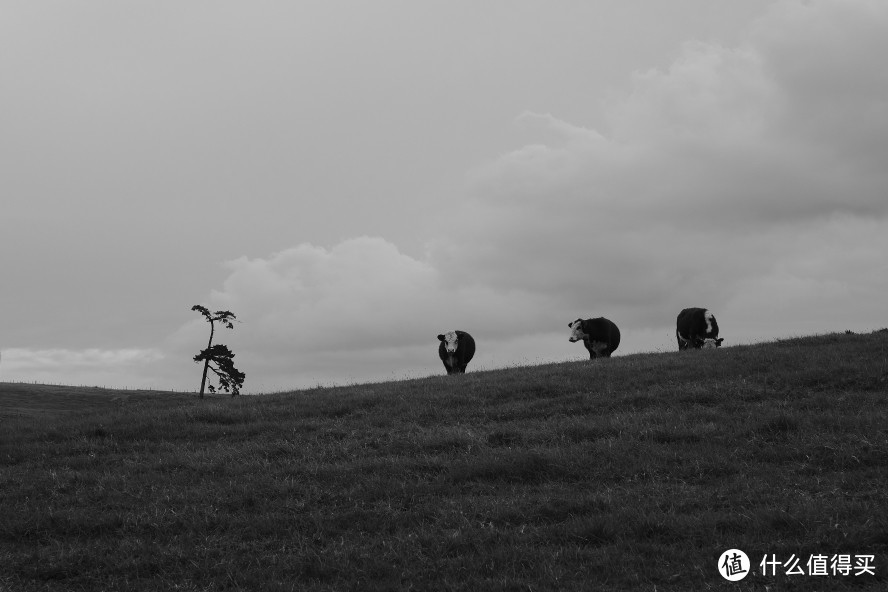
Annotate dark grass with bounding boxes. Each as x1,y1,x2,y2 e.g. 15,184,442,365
0,383,188,421
1,330,887,591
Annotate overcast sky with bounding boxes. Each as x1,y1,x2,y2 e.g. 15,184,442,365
2,0,886,392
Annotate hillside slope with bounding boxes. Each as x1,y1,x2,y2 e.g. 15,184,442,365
0,383,189,421
1,331,887,591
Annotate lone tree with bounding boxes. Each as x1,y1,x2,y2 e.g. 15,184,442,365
192,305,246,398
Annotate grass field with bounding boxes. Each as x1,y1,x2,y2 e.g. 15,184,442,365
1,331,886,591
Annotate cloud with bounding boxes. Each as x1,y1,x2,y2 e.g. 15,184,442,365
723,215,888,341
204,237,437,353
171,236,554,389
1,348,166,389
163,0,888,390
4,348,164,369
434,0,888,327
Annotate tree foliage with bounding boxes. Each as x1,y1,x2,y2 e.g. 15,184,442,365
191,305,245,397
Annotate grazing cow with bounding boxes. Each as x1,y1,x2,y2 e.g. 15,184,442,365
568,317,621,359
676,307,724,350
437,330,476,374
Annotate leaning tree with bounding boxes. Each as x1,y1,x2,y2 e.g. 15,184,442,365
191,305,246,398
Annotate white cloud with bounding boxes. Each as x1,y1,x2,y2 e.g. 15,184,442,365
203,237,438,353
163,0,888,390
14,0,885,392
435,0,888,326
3,348,163,369
1,348,167,389
724,215,888,342
159,237,549,389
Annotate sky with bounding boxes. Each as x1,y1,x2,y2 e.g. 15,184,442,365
2,0,886,392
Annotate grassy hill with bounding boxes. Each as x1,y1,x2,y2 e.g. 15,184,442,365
0,383,188,422
1,331,886,591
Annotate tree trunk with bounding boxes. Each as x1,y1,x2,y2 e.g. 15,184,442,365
199,321,215,398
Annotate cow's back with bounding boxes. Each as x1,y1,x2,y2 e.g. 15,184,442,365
585,317,620,356
677,307,722,349
454,330,475,363
677,308,705,335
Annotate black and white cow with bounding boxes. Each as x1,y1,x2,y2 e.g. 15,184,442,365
568,317,621,359
437,330,476,374
676,307,724,350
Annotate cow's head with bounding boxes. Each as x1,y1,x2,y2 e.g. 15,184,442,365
568,319,586,342
437,331,459,353
678,331,724,349
700,337,724,349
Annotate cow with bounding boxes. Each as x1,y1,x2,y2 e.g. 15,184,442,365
676,307,724,350
568,317,621,359
437,330,476,374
